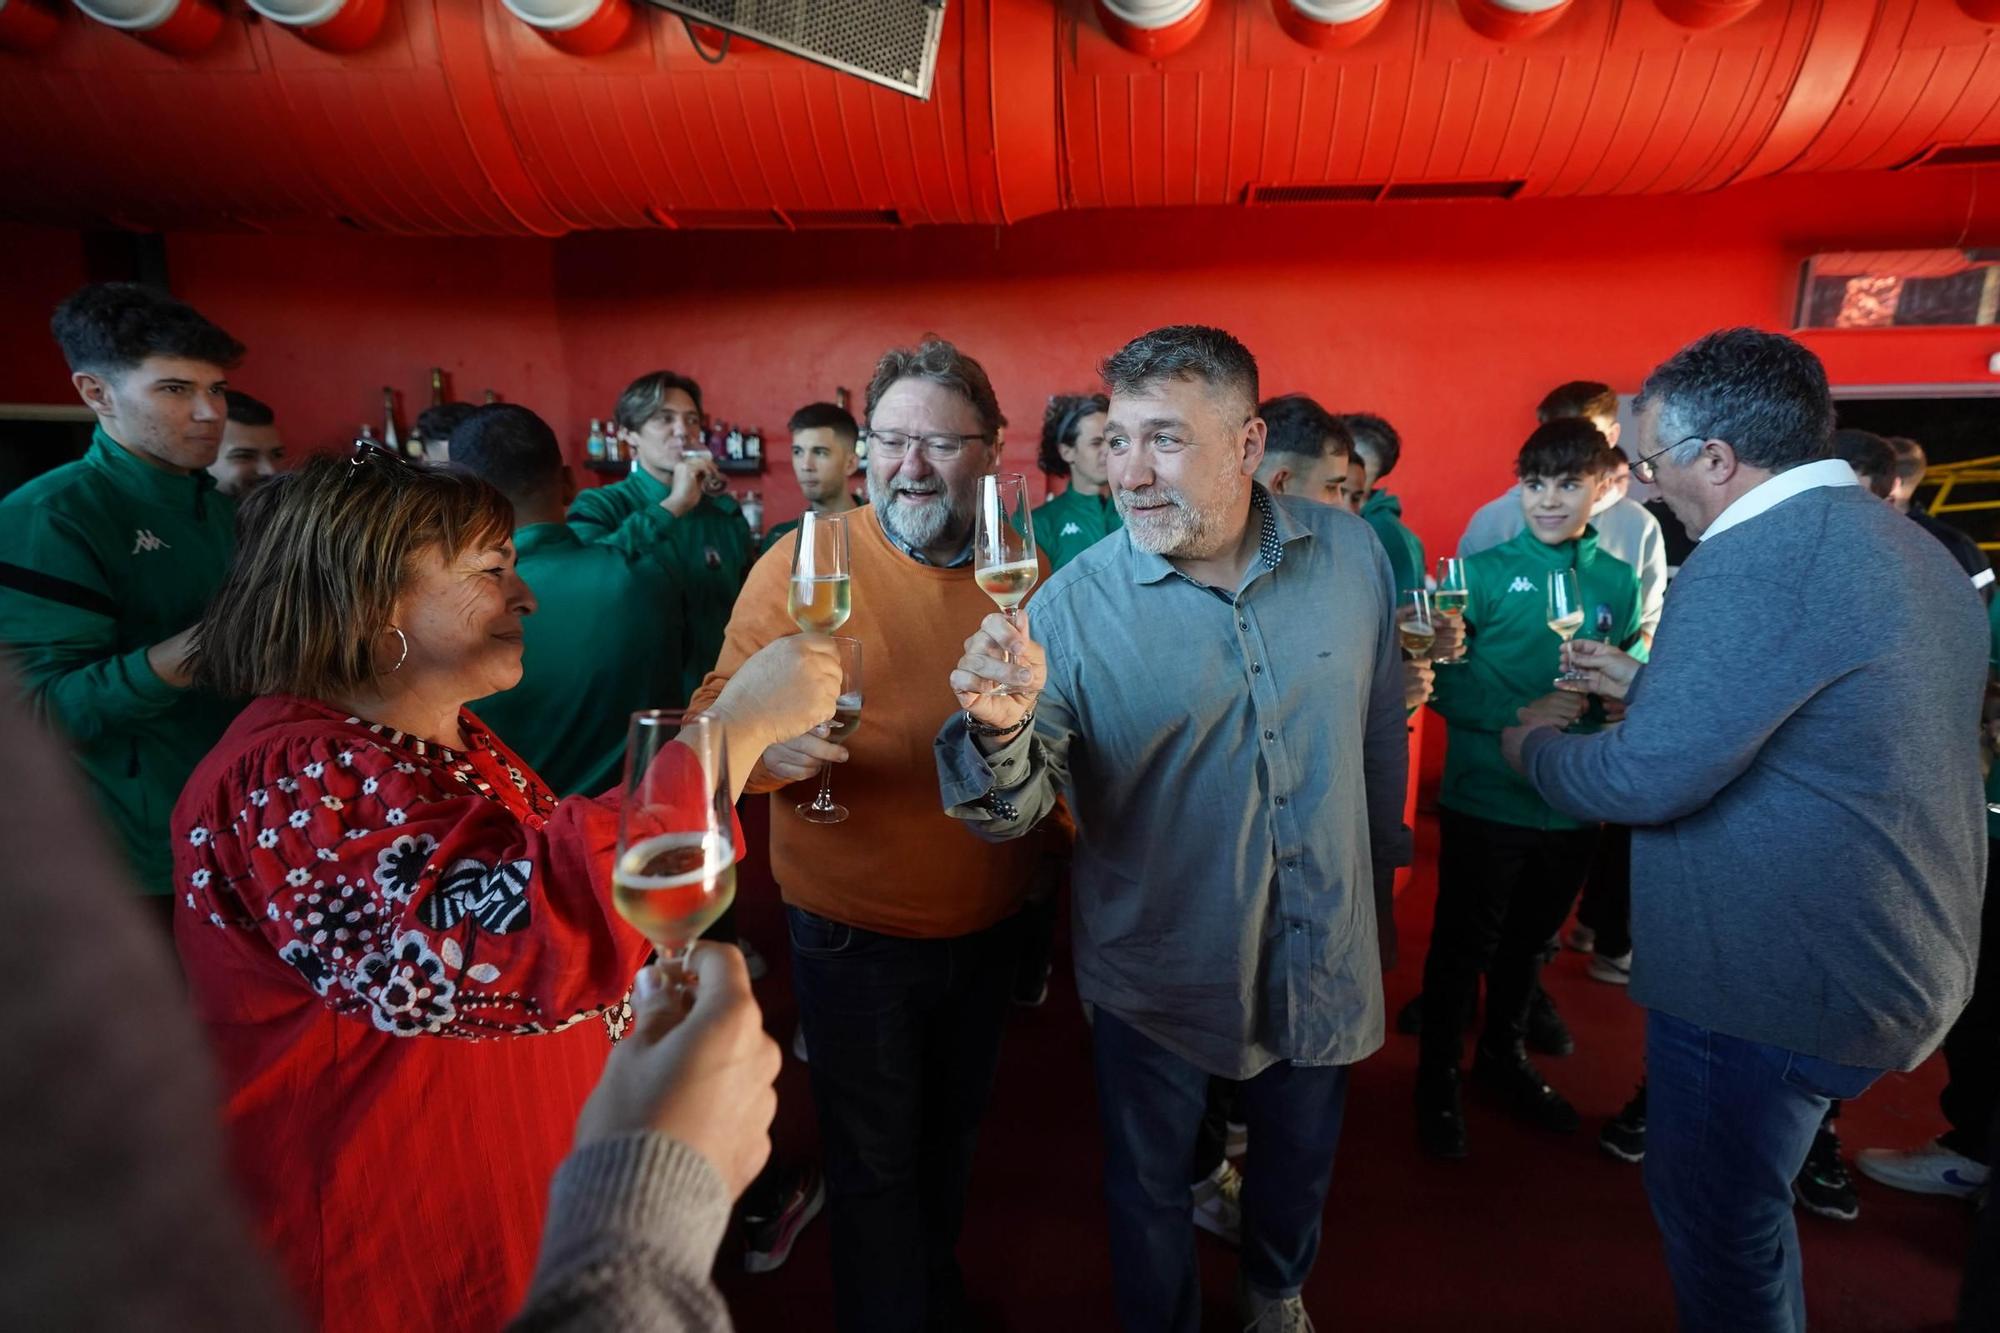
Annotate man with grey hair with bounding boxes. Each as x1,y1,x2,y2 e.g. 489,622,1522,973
1500,327,1986,1331
690,338,1043,1332
938,325,1410,1333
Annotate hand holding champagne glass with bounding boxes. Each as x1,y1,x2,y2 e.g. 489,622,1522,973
614,711,737,995
1433,557,1470,664
974,473,1039,697
797,637,862,825
1397,589,1437,661
1546,569,1587,684
788,511,852,635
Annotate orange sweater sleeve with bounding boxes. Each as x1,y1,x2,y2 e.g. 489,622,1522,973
688,535,800,796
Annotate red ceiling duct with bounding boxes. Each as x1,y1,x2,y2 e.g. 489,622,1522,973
1093,0,1209,57
1456,0,1570,42
1958,0,2000,21
245,0,386,51
500,0,631,55
69,0,222,52
1275,0,1388,48
1655,0,1761,29
0,0,61,50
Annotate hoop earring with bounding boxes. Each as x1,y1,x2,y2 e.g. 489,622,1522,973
386,626,409,674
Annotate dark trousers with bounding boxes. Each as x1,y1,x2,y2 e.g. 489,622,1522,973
1421,809,1596,1069
1942,843,2000,1164
1576,823,1634,958
788,906,1021,1333
1092,1008,1350,1333
1961,1098,2000,1329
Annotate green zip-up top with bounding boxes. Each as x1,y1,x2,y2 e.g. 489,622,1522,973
566,468,754,700
758,499,869,557
0,426,239,893
1034,485,1122,572
1361,489,1427,593
1429,524,1643,830
470,523,687,799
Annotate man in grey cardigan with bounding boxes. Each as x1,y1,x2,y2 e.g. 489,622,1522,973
1501,328,1986,1333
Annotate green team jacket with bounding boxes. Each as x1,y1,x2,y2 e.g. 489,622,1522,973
1429,524,1644,830
758,497,871,557
1362,489,1427,593
567,469,754,701
0,427,239,893
1034,485,1121,572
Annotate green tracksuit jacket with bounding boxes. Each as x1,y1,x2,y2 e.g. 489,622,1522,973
1034,485,1122,572
1362,489,1427,594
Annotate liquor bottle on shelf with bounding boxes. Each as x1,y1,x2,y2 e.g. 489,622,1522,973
429,367,447,407
482,389,498,404
705,418,727,457
744,426,762,463
408,426,426,459
383,387,408,456
605,420,623,464
725,424,744,462
741,489,764,538
586,418,606,463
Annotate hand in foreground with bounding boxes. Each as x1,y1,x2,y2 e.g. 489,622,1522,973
1430,611,1466,663
662,452,720,517
146,623,203,690
572,944,781,1202
1557,639,1642,700
1518,689,1588,730
950,612,1046,742
1402,657,1435,712
709,635,844,780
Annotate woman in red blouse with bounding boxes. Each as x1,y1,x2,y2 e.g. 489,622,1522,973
173,449,839,1332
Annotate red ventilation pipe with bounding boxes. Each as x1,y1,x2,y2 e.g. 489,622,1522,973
245,0,385,51
1457,0,1570,42
70,0,224,53
1094,0,1209,57
500,0,632,56
1275,0,1388,48
0,0,61,50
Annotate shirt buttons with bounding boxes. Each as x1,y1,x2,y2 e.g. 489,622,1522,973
1275,795,1288,807
1264,730,1275,741
1238,619,1249,631
1252,663,1263,674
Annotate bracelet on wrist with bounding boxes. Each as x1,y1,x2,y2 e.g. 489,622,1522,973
965,708,1035,740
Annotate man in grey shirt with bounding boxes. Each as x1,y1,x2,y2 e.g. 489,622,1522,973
1501,329,1986,1332
935,326,1410,1333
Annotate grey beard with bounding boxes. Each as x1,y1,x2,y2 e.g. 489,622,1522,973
870,474,961,551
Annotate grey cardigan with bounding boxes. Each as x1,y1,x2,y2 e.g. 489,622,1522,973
1522,483,1987,1069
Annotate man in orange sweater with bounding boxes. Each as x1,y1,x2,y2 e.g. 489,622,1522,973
689,339,1042,1333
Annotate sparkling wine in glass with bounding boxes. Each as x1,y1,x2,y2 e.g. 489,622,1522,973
1433,557,1470,665
614,711,736,992
788,510,852,635
975,473,1038,697
1547,569,1587,682
798,636,862,825
1397,588,1437,660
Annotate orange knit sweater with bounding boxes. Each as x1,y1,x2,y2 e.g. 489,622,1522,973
690,506,1045,939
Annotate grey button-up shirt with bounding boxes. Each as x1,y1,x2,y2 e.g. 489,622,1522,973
937,486,1412,1079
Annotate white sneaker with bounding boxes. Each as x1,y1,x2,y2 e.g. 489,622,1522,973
1240,1287,1315,1333
1587,951,1632,985
1193,1159,1243,1247
1855,1139,1989,1198
1225,1118,1249,1158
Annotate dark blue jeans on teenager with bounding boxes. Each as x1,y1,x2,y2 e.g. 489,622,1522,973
1644,1009,1885,1333
1092,1007,1351,1333
788,905,1021,1333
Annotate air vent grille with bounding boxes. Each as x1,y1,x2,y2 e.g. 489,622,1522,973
645,0,946,100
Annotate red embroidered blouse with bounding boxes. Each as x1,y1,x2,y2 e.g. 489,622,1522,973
173,695,655,1332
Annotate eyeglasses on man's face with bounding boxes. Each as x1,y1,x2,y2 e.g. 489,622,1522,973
1632,435,1707,484
863,429,987,463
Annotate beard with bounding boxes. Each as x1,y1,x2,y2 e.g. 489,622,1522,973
870,470,969,552
1115,457,1246,559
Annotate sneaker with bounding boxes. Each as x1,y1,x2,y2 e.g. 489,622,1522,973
1472,1042,1579,1134
1587,951,1633,985
1564,924,1597,954
1855,1138,1989,1199
1013,963,1051,1008
1225,1119,1249,1159
1415,1064,1469,1160
1238,1281,1316,1333
737,937,768,982
1600,1084,1647,1163
1794,1126,1860,1221
1192,1159,1243,1246
1525,987,1575,1057
742,1164,826,1273
791,1022,808,1064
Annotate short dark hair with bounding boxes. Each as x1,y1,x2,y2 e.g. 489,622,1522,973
1636,328,1834,474
417,402,477,445
1259,393,1350,462
1516,418,1612,481
447,404,564,502
1886,435,1927,481
223,389,274,427
787,401,859,446
614,371,705,434
1830,428,1896,498
51,282,244,378
1099,325,1258,419
1537,381,1619,424
1339,413,1402,478
864,337,1003,441
1037,393,1110,476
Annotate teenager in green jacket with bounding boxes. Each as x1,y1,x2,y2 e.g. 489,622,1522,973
1341,411,1427,592
760,401,863,556
0,283,246,903
1415,419,1643,1161
572,370,754,700
1033,392,1120,571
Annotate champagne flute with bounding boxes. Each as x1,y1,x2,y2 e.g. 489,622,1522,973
788,510,852,634
1433,557,1470,665
974,473,1039,697
613,711,736,994
797,636,862,825
682,445,731,496
1547,569,1587,683
1397,588,1437,661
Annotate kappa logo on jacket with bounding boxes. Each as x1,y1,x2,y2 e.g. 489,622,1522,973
1061,522,1081,537
1507,575,1536,593
131,529,170,554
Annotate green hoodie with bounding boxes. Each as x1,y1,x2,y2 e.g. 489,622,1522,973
1361,489,1427,593
1034,485,1122,572
0,426,240,893
567,468,754,699
1429,524,1643,830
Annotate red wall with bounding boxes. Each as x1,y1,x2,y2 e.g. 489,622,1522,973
6,166,2000,565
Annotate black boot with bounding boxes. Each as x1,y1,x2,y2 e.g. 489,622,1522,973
1525,984,1574,1057
1473,1040,1580,1134
1416,1064,1469,1159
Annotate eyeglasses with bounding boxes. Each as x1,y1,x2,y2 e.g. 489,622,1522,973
345,437,410,486
1631,435,1706,484
863,429,987,462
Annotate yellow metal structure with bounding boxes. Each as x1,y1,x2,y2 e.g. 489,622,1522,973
1921,456,2000,552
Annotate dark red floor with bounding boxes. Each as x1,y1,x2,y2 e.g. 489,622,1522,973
716,801,1976,1331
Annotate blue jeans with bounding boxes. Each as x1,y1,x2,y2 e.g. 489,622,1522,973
1643,1009,1884,1332
1092,1007,1351,1333
788,906,1021,1333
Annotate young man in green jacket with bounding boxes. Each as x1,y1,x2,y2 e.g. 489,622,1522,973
1033,392,1119,572
761,401,863,556
0,283,246,908
451,404,688,798
1415,418,1643,1160
1342,412,1427,593
573,370,754,700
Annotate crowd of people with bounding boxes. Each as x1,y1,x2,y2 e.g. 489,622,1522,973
0,280,1993,1333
